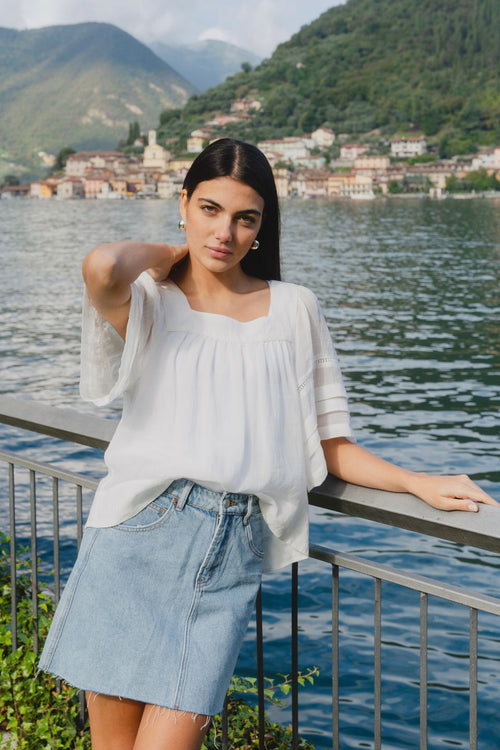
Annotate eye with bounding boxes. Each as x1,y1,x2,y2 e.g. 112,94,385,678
201,204,217,215
238,214,257,226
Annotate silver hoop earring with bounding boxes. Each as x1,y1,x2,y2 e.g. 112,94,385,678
251,239,260,250
178,218,185,231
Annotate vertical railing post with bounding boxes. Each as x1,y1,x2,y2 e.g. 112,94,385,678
332,564,340,750
420,592,428,750
76,484,83,550
52,477,61,604
374,578,382,750
29,469,39,654
469,608,478,750
9,462,18,652
291,562,299,750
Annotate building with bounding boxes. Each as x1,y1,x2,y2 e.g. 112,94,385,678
109,178,128,196
83,169,115,198
66,151,130,177
326,172,373,198
0,185,30,199
206,114,242,127
272,168,291,199
471,151,497,171
168,157,194,174
257,137,316,166
57,178,85,199
143,130,169,172
231,98,261,114
30,181,55,198
391,136,427,159
158,173,185,198
340,143,370,160
354,155,390,173
187,130,214,154
311,128,335,149
291,169,331,198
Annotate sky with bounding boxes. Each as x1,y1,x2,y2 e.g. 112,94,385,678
0,0,345,57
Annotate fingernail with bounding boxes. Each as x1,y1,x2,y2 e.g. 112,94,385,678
468,503,478,512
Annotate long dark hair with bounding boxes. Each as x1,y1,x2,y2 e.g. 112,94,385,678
182,138,281,280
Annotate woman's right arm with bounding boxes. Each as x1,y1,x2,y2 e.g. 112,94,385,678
82,241,187,338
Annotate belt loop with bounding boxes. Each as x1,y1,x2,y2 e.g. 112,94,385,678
243,497,253,526
175,480,195,511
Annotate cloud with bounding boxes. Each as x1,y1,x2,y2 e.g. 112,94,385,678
198,27,233,44
0,0,344,56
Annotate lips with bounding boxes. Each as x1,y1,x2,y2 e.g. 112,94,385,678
207,245,232,258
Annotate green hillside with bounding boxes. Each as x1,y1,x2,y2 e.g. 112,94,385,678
161,0,500,151
0,23,196,175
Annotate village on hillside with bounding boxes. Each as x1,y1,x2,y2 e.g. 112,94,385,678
2,101,500,201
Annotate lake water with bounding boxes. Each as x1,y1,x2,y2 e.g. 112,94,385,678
1,196,499,748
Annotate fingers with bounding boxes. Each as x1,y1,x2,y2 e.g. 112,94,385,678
450,474,498,508
415,473,498,513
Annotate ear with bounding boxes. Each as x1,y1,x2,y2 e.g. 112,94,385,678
179,189,189,220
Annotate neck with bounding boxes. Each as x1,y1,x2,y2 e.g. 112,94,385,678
172,257,251,298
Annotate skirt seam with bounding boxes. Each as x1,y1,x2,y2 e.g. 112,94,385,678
39,530,99,668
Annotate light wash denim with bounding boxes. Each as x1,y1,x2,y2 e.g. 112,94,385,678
38,479,264,715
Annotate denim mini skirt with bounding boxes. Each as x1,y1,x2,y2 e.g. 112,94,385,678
38,479,264,716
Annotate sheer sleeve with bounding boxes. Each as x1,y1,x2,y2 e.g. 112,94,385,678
295,286,354,488
80,272,161,406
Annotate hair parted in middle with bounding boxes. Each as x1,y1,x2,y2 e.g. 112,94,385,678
182,138,281,281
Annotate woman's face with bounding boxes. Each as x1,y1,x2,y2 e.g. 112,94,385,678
179,177,264,276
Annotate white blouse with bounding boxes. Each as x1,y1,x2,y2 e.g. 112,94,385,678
80,273,353,572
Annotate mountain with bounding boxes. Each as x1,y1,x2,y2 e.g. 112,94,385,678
172,0,500,151
149,39,261,91
0,22,197,174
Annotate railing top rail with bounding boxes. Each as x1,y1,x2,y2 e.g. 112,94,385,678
0,394,115,450
1,394,499,553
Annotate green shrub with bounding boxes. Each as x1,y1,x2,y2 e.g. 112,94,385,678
0,535,316,749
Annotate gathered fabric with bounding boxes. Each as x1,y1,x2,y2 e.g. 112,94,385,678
80,275,353,572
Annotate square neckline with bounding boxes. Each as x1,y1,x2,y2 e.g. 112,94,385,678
166,279,274,324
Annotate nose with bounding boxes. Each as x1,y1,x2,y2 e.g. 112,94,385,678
215,217,232,243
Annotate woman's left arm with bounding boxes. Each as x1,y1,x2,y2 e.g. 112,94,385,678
321,437,498,512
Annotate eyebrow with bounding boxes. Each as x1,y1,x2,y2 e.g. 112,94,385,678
197,197,262,216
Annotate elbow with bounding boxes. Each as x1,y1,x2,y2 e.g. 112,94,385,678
82,245,121,291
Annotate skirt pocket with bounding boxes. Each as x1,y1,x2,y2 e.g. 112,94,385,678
244,513,264,558
115,496,174,532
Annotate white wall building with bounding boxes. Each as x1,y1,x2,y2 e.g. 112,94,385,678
471,151,496,170
57,178,85,199
187,129,213,154
257,137,312,164
65,151,130,177
340,143,370,160
391,136,427,158
143,130,169,172
311,128,335,148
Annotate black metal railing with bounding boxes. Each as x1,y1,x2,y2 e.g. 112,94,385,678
1,394,500,749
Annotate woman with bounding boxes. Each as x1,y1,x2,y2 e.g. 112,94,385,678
39,138,496,750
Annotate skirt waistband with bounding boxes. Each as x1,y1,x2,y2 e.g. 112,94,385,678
162,479,260,518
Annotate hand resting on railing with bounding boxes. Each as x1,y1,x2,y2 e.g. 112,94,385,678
321,436,498,513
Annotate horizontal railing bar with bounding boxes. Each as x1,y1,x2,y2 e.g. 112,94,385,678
0,394,116,450
310,544,500,615
1,395,499,555
0,448,98,491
